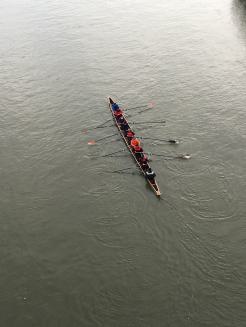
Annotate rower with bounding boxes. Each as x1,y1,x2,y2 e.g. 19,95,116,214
130,138,140,148
139,154,148,165
112,103,119,112
114,108,122,119
145,167,156,178
145,167,156,180
118,116,127,125
133,145,144,160
126,129,135,143
120,121,129,133
141,161,149,171
126,129,135,138
118,116,124,123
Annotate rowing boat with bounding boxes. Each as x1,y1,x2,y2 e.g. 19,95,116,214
108,97,161,197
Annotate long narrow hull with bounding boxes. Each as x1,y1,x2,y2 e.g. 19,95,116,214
108,97,161,197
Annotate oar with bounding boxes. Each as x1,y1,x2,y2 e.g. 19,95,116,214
96,153,130,158
135,107,154,115
146,153,191,159
124,105,148,111
105,171,140,175
88,139,121,146
106,154,129,157
100,149,126,157
90,153,129,159
111,167,134,173
105,167,141,175
127,104,155,117
124,102,155,112
137,136,179,144
96,118,112,128
95,124,114,129
82,122,114,133
87,133,118,145
126,110,149,118
129,120,166,125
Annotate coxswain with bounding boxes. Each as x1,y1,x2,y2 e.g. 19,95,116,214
145,168,156,180
112,103,119,112
130,138,140,148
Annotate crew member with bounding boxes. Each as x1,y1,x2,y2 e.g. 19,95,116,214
114,109,123,119
141,161,149,171
145,168,156,180
112,103,119,112
126,129,135,143
118,116,124,123
117,116,128,132
120,120,129,133
133,144,144,160
139,154,148,166
130,138,140,148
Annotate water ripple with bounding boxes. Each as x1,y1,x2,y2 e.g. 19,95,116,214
178,160,241,221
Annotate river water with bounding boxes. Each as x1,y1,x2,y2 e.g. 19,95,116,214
0,0,246,326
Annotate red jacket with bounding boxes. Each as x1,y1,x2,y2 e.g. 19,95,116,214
133,146,143,152
114,109,123,117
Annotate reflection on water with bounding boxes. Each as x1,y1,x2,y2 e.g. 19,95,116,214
232,0,246,41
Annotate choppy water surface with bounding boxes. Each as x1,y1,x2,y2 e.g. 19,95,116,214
0,0,246,326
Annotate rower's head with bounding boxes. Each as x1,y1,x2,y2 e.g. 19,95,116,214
142,162,148,170
141,155,148,163
131,138,140,146
114,109,122,117
127,129,134,136
134,145,142,152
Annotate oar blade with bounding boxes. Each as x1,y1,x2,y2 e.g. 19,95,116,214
88,140,96,145
168,139,179,144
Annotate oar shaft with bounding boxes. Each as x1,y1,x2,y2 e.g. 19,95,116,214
96,118,112,128
146,153,174,157
111,167,133,173
101,149,125,157
130,120,166,125
125,105,148,111
96,124,114,129
137,136,177,143
95,133,118,142
104,154,129,158
147,153,190,159
127,108,151,118
106,171,138,175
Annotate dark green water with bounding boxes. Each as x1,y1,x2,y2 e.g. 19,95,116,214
1,0,246,326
